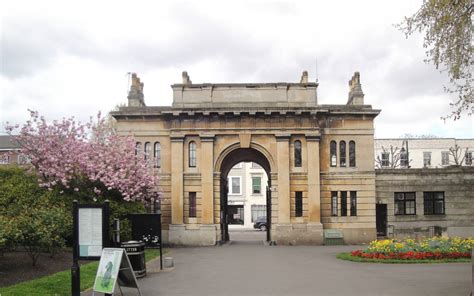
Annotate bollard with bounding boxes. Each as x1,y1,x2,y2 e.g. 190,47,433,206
164,257,174,268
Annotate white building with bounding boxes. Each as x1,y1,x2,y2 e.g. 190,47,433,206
227,162,268,229
375,138,473,168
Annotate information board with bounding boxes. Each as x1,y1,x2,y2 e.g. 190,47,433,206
78,208,103,257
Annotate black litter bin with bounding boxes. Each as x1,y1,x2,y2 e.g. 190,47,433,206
121,241,146,278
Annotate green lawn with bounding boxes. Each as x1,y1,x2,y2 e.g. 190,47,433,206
0,248,164,296
337,252,471,264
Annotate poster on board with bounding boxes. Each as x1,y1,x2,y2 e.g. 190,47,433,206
93,248,123,294
78,208,103,257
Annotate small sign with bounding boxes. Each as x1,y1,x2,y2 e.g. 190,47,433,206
93,248,123,294
93,248,141,294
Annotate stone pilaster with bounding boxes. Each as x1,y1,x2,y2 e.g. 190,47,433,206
307,135,322,223
171,136,184,224
276,135,290,224
200,135,214,224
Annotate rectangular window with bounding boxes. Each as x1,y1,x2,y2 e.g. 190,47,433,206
394,192,416,215
350,191,357,216
423,152,431,167
441,151,449,166
228,176,241,195
0,155,10,165
424,192,445,215
251,205,266,222
400,151,408,167
340,191,347,216
189,192,196,218
252,176,261,194
381,152,389,167
331,191,338,216
466,152,473,165
295,191,303,217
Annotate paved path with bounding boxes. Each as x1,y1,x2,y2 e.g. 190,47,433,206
86,238,471,296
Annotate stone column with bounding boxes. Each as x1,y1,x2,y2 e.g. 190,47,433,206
276,135,290,224
200,135,214,224
171,136,184,224
307,135,322,223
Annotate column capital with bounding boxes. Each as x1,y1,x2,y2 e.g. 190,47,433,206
170,135,185,142
306,134,321,141
275,134,291,141
200,135,215,142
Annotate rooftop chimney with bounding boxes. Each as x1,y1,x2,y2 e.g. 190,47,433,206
182,71,192,85
300,70,309,84
127,73,146,107
347,71,364,105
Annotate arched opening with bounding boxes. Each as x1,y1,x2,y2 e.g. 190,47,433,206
219,148,272,243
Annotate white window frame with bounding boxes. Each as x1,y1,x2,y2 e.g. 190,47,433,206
423,152,431,167
441,151,449,166
251,175,262,195
228,176,242,195
0,154,9,165
466,152,472,166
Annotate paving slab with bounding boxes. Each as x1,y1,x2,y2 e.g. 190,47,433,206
83,241,471,296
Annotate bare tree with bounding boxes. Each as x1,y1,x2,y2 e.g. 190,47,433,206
376,146,403,169
448,144,470,165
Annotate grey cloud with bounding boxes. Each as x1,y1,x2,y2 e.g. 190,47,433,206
1,19,92,79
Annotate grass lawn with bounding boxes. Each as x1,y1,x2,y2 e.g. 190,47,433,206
0,248,165,296
337,252,471,264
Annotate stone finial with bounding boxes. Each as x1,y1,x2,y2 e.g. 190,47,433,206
127,72,146,107
347,71,364,105
182,71,192,85
300,71,309,84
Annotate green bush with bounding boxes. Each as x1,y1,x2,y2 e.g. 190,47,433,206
0,167,71,265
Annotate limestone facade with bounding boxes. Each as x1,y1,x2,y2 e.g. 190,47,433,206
375,167,474,238
111,71,380,245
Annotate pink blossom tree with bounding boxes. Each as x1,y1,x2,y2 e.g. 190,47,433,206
5,110,158,203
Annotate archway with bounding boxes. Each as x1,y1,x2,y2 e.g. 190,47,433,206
218,147,272,243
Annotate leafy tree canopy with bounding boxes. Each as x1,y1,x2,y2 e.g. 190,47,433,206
398,0,473,119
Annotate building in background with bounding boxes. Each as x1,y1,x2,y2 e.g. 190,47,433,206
227,162,268,229
0,135,22,165
375,138,473,169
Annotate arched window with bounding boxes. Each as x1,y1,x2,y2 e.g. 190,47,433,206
349,141,356,167
189,141,197,167
144,142,151,160
330,141,337,167
294,140,302,167
339,141,346,167
135,142,142,156
154,142,161,168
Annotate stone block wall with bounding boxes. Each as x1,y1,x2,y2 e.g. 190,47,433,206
375,167,474,238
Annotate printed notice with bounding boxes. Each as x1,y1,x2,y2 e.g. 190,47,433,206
79,208,103,257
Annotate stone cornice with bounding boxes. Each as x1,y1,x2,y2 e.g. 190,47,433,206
111,105,380,119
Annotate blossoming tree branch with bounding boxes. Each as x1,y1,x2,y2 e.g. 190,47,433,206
6,110,159,203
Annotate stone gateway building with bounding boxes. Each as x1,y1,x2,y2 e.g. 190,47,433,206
112,71,380,245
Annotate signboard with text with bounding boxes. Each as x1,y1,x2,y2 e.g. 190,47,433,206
79,208,103,257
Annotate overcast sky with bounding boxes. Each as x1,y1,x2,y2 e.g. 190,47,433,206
1,0,473,138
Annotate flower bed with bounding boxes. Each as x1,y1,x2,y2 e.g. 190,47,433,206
350,237,473,261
